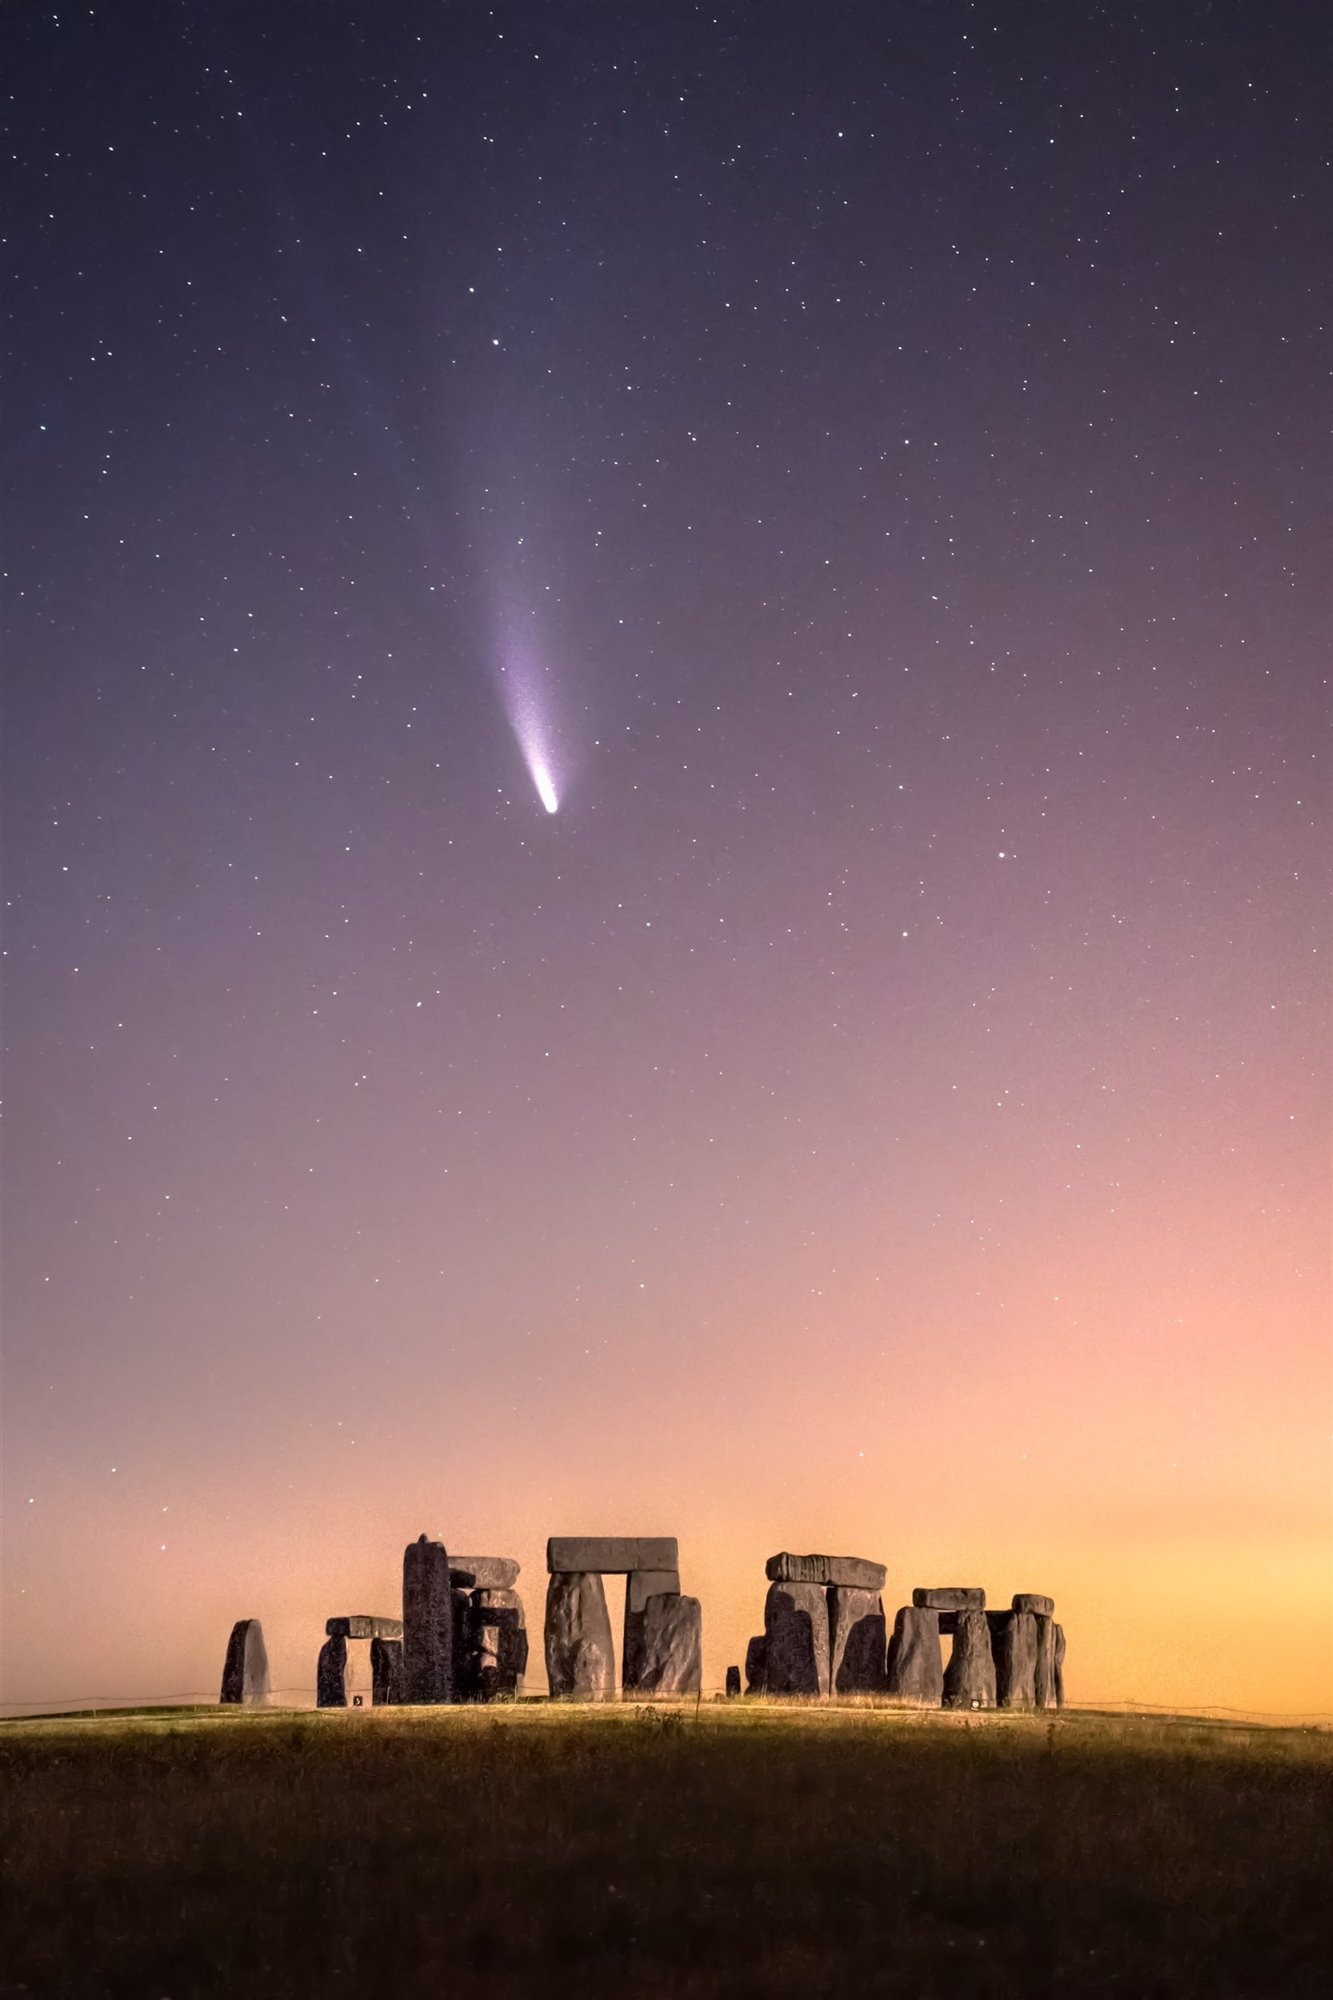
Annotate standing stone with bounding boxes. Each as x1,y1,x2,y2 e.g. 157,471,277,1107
545,1572,615,1698
473,1587,528,1699
725,1665,742,1698
766,1553,886,1591
990,1610,1039,1709
913,1587,986,1612
371,1636,404,1705
623,1567,681,1690
451,1585,478,1701
402,1534,454,1703
317,1633,347,1708
886,1607,943,1705
763,1581,829,1696
942,1610,996,1710
744,1634,768,1694
1034,1614,1060,1710
635,1593,702,1696
220,1618,269,1706
1053,1623,1067,1708
829,1586,887,1694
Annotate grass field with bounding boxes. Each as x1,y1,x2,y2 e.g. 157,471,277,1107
1,1700,1329,1998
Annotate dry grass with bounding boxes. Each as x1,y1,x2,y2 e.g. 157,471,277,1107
1,1701,1329,1998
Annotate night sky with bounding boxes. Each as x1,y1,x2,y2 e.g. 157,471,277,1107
4,3,1328,1717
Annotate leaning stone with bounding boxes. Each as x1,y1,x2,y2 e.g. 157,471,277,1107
325,1614,403,1640
402,1534,454,1703
448,1558,520,1591
744,1634,768,1693
913,1586,985,1611
317,1633,347,1708
545,1572,615,1697
623,1567,682,1690
829,1586,887,1693
991,1610,1039,1709
220,1618,269,1705
371,1636,403,1705
886,1607,943,1705
1012,1593,1055,1616
942,1610,996,1710
472,1587,528,1699
764,1580,830,1696
725,1665,741,1697
1034,1614,1060,1710
765,1552,886,1591
546,1536,678,1575
635,1593,702,1695
1053,1624,1067,1708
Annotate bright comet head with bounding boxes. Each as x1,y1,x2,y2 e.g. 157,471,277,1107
531,758,559,815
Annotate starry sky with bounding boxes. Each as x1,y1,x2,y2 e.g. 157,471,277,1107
4,2,1328,1718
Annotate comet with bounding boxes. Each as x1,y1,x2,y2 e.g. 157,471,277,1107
497,618,562,815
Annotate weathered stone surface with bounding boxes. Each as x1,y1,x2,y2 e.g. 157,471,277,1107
763,1580,830,1696
546,1537,678,1575
472,1587,528,1699
829,1586,887,1694
622,1567,682,1690
886,1607,943,1705
942,1610,997,1710
1012,1593,1055,1617
913,1586,985,1612
220,1618,269,1705
545,1572,615,1697
765,1552,886,1591
325,1614,403,1640
371,1636,403,1705
403,1534,454,1703
317,1634,347,1708
634,1593,702,1695
1053,1623,1066,1708
451,1585,478,1700
1034,1613,1060,1710
725,1665,742,1697
449,1558,520,1591
744,1634,768,1694
990,1610,1039,1710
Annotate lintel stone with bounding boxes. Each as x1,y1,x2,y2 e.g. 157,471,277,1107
325,1614,403,1639
913,1587,985,1611
449,1558,520,1590
765,1552,886,1590
1012,1593,1054,1616
546,1536,678,1574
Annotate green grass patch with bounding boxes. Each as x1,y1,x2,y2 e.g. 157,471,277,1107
2,1703,1328,1997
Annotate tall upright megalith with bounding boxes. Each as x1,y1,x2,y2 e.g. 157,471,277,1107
763,1580,830,1696
545,1572,615,1697
220,1618,269,1705
622,1566,681,1690
402,1534,454,1703
886,1606,944,1704
942,1610,996,1709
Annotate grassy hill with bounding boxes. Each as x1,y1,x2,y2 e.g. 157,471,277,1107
2,1702,1328,1997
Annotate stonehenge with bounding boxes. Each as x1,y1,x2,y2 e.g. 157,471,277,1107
221,1533,1066,1714
744,1563,1064,1713
544,1534,700,1697
757,1555,886,1696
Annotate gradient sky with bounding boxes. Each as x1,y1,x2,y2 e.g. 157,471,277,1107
4,2,1328,1719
